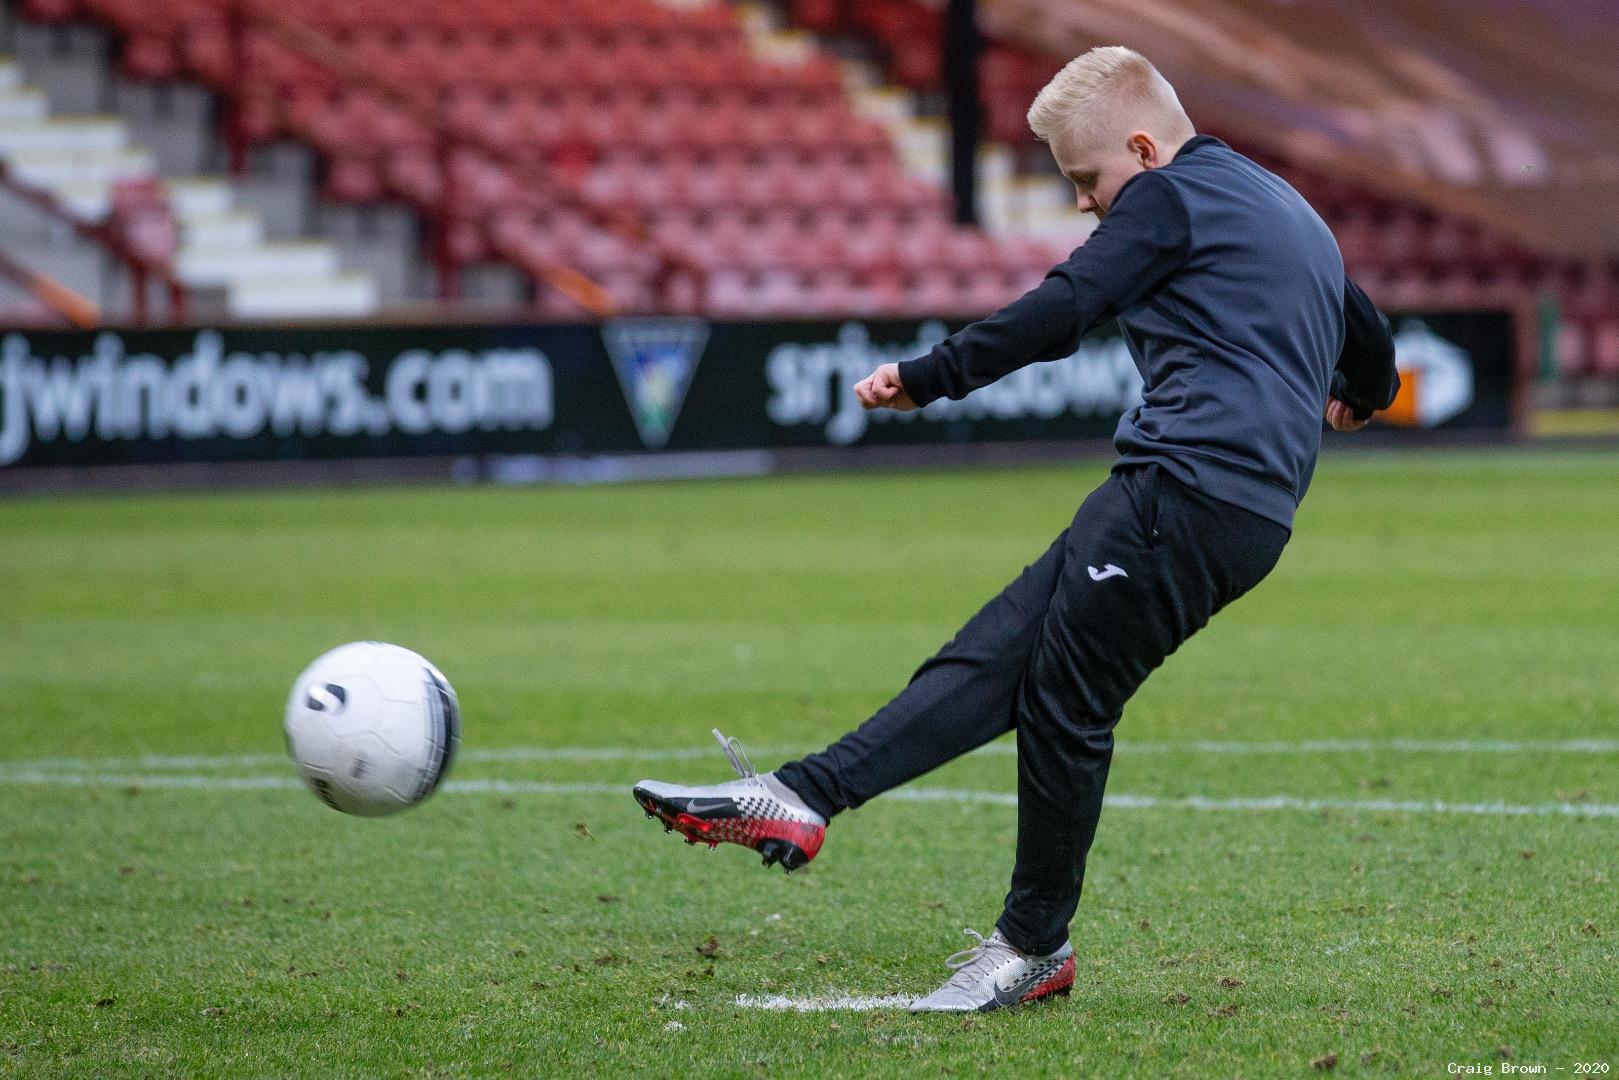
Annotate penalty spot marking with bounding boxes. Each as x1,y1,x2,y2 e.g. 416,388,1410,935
0,771,1615,819
734,993,914,1012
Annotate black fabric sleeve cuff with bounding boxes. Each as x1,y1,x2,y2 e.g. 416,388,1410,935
1330,368,1402,420
896,355,947,408
1333,278,1400,419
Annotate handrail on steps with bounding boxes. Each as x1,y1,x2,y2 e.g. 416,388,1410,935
0,162,187,326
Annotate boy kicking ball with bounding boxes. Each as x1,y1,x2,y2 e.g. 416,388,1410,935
634,45,1398,1013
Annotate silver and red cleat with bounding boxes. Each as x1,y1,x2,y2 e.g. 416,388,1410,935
909,929,1075,1013
633,729,826,872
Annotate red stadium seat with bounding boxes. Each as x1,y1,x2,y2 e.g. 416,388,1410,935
1591,319,1619,377
1555,321,1590,378
790,0,848,34
906,271,963,315
121,33,181,80
109,178,179,263
705,268,755,316
383,151,442,205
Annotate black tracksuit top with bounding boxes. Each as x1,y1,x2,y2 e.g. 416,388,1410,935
897,135,1400,530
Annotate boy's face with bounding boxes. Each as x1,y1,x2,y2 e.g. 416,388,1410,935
1050,124,1164,220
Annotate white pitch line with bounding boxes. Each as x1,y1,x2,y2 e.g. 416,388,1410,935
881,786,1619,818
1,770,1615,819
1107,738,1619,755
0,772,624,796
733,994,915,1012
2,737,1615,776
0,771,302,790
0,745,802,774
0,753,287,772
1108,792,1619,818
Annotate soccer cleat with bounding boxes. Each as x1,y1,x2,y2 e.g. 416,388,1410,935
632,729,827,872
909,929,1075,1013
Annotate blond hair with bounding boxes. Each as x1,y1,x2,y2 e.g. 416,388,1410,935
1026,47,1194,149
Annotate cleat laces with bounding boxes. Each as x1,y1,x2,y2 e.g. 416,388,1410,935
712,728,757,779
943,929,1018,982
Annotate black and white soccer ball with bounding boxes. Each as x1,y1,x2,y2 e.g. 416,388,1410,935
284,642,459,816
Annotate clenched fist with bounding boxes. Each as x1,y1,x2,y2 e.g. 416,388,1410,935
853,363,918,412
1325,397,1371,432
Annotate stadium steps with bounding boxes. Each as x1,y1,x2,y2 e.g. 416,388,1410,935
0,56,378,320
741,2,1095,255
876,107,1096,252
165,177,378,319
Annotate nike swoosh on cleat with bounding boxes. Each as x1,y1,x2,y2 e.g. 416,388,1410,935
682,799,735,814
1087,563,1127,581
991,973,1040,1007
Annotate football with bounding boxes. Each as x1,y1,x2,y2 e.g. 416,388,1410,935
284,642,460,816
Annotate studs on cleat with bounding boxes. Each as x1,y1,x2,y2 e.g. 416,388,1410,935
756,838,809,874
639,789,819,875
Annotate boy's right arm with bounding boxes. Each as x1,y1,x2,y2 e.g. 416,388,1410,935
892,275,1084,406
890,170,1193,408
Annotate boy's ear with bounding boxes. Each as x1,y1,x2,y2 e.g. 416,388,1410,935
1129,131,1157,168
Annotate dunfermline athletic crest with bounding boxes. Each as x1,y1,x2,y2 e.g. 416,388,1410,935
602,318,710,449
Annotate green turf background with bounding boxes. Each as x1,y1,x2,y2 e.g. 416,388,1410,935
2,450,1616,1077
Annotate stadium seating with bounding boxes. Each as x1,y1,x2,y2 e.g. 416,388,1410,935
787,0,1619,378
20,0,1058,317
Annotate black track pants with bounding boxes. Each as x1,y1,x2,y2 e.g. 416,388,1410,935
774,464,1290,955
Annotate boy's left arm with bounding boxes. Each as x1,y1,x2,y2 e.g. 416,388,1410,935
1327,277,1400,431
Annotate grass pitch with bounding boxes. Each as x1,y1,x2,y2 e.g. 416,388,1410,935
2,450,1616,1077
